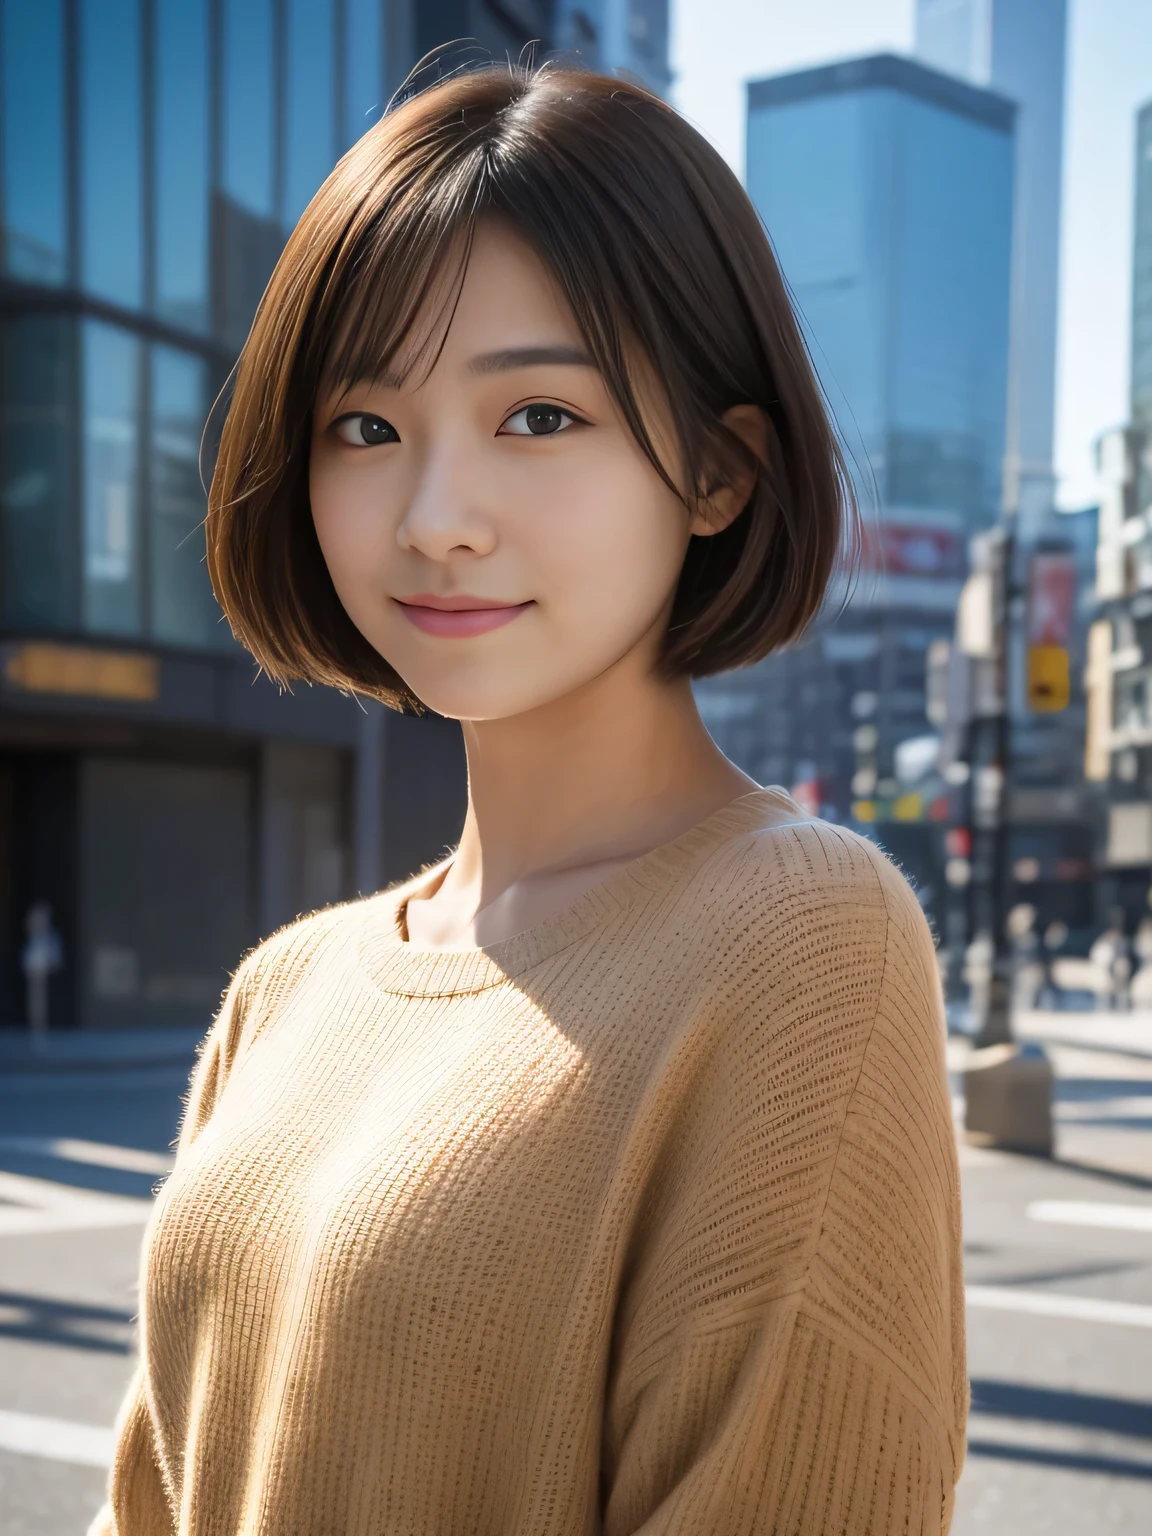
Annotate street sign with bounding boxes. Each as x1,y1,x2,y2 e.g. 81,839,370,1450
1024,549,1075,712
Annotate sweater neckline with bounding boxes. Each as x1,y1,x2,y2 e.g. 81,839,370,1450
357,786,806,997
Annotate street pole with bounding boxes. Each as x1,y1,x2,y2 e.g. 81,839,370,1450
975,525,1016,1049
961,520,1055,1154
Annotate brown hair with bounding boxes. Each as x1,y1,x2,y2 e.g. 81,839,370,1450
206,62,855,711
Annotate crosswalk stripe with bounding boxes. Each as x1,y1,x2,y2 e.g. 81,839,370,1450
966,1286,1152,1329
0,1170,152,1236
0,1408,114,1468
1027,1199,1152,1232
0,1136,173,1176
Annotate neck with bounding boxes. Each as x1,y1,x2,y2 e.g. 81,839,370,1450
444,651,757,913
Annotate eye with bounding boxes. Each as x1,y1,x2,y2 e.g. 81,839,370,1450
333,413,400,446
498,403,580,437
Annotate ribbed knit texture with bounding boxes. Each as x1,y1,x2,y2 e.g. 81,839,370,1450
90,788,967,1536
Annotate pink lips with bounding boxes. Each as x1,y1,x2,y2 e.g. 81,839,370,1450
394,593,535,638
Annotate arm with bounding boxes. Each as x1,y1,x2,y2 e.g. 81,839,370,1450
86,959,255,1536
601,859,967,1535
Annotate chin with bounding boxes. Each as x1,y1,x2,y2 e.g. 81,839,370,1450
392,659,608,724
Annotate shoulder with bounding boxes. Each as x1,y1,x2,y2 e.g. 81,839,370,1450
687,814,938,1018
218,880,410,1035
707,813,927,938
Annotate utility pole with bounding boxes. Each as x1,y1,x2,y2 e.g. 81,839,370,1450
954,521,1056,1154
974,524,1016,1049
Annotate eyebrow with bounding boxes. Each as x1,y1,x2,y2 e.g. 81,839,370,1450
334,344,598,396
468,345,596,374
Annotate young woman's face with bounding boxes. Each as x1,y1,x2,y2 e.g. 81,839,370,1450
310,220,718,721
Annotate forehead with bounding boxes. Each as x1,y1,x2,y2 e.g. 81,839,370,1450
321,216,589,395
400,220,586,382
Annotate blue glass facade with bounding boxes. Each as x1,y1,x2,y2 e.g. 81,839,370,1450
286,0,337,224
1133,101,1152,429
746,58,1014,535
223,0,276,219
80,0,145,309
1,2,68,283
0,0,393,651
155,0,211,332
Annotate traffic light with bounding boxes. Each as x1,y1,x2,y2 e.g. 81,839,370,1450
1027,644,1070,711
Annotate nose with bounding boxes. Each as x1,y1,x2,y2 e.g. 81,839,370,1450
395,438,497,562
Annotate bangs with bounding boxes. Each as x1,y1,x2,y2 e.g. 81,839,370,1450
299,82,697,504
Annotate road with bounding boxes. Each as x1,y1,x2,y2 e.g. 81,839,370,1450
1,1019,1151,1535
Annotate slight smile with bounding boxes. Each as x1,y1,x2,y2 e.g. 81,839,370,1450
393,594,536,638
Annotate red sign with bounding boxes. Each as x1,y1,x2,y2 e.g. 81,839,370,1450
1026,552,1076,647
860,525,967,578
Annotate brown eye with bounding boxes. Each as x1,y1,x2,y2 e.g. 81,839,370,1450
334,413,400,446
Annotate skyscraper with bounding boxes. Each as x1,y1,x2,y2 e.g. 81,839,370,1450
915,0,1068,527
554,1,671,95
1132,100,1152,430
696,53,1015,906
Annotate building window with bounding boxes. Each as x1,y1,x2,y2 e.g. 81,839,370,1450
155,0,209,331
79,0,144,308
223,0,275,218
82,321,142,636
344,0,384,149
286,0,336,223
0,316,77,629
218,0,282,350
149,345,228,649
0,0,68,283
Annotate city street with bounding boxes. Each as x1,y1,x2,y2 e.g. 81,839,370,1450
1,1018,1151,1535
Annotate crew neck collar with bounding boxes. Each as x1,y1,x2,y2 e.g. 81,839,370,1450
356,786,806,997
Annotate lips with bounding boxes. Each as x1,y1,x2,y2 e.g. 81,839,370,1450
394,595,535,638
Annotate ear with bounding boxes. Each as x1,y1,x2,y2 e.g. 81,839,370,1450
687,404,771,538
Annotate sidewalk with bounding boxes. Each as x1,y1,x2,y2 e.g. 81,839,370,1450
1013,1008,1152,1060
0,1025,206,1074
948,1007,1152,1185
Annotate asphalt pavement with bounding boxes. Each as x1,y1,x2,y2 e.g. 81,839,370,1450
1,1013,1151,1535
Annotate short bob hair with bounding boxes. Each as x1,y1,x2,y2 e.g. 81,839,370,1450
207,62,854,712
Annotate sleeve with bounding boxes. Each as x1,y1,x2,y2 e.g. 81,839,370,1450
85,958,256,1536
600,864,968,1536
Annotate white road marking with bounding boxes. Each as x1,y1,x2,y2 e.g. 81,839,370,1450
1053,1097,1152,1122
0,1136,173,1176
0,1408,114,1468
1027,1199,1152,1232
966,1285,1152,1328
0,1170,152,1236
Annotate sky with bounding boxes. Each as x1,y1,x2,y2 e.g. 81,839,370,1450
670,0,1152,511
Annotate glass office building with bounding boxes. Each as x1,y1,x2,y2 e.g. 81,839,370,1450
1133,100,1152,431
554,0,671,94
0,0,569,1030
915,0,1066,527
697,55,1015,911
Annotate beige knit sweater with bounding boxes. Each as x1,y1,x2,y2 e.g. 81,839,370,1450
91,788,967,1536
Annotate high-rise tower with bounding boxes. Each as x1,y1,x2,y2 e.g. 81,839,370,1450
916,0,1068,527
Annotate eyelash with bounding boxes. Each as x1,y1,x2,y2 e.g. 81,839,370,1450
330,402,588,447
497,403,585,437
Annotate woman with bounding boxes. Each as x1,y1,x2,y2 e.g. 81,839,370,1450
92,63,967,1536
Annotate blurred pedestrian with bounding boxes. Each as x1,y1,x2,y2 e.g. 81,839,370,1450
1089,908,1131,1011
21,900,62,1053
1130,916,1152,1008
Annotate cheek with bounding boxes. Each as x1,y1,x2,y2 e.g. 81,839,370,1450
309,458,395,593
529,449,688,622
